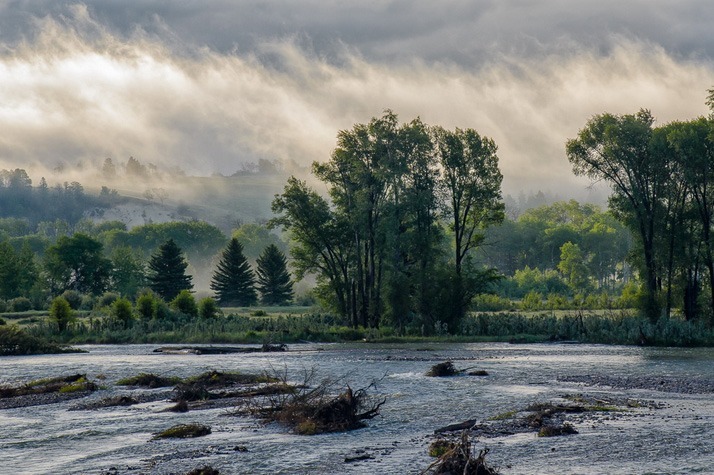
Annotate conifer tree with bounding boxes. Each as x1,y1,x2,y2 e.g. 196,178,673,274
147,239,192,301
256,244,293,305
210,238,257,306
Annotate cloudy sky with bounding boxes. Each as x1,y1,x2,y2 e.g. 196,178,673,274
1,1,713,197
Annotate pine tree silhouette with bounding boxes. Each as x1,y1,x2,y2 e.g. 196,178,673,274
211,238,257,306
147,239,192,301
256,244,293,305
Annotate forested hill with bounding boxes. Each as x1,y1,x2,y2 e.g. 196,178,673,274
0,169,112,226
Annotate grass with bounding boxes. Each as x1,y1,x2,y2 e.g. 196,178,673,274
488,410,518,421
14,306,714,347
0,374,97,398
152,423,211,440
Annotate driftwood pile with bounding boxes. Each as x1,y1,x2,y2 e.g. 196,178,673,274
423,432,498,475
257,379,385,435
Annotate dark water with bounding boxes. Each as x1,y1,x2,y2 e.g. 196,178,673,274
1,343,713,474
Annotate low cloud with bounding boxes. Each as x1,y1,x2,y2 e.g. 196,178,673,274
0,5,712,199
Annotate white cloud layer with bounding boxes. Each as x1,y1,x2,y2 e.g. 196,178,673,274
0,4,712,198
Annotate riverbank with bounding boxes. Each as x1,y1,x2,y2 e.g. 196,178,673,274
5,309,714,351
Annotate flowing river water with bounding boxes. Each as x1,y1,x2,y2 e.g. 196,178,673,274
1,342,714,474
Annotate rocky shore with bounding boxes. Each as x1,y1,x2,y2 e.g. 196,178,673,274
559,374,714,394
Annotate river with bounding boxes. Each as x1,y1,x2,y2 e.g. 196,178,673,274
1,342,713,474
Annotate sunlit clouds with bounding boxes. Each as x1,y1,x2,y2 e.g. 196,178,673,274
0,3,712,197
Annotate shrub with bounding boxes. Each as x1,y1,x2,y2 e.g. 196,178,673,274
98,292,120,308
472,294,514,311
10,297,33,312
198,297,221,319
49,296,75,332
154,299,172,320
0,299,7,313
136,291,160,320
60,290,83,310
112,298,134,328
521,291,543,311
171,290,198,317
616,282,642,309
80,294,96,310
546,293,569,310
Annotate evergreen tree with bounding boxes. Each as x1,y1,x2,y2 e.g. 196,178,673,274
256,244,293,305
210,238,257,306
147,239,192,301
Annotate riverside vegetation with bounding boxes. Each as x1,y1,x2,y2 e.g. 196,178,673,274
4,94,714,352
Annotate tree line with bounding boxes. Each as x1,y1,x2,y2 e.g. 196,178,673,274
478,200,632,297
567,92,714,324
0,229,293,320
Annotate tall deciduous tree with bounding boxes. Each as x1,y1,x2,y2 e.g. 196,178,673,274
274,113,504,332
567,110,667,321
44,233,112,295
271,177,352,319
434,126,504,329
0,241,19,299
210,238,257,306
667,117,714,325
110,246,146,299
256,244,293,305
147,239,192,301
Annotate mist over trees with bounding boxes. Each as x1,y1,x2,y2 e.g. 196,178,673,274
3,94,714,339
0,169,107,226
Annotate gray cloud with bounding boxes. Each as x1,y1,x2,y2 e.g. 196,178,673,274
0,2,712,198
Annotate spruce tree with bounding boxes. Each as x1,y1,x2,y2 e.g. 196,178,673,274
256,244,293,305
147,239,193,301
210,238,257,306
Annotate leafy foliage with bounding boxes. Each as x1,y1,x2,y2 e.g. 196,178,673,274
44,234,112,296
49,296,75,332
171,290,198,317
198,297,221,319
274,112,504,331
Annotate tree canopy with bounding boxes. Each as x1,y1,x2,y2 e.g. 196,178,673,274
273,111,504,331
44,233,112,295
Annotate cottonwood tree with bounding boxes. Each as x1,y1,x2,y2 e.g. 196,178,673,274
256,244,293,305
147,239,193,301
434,126,504,329
667,117,714,324
44,233,112,295
567,110,667,321
210,238,257,306
274,112,504,332
271,177,352,319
